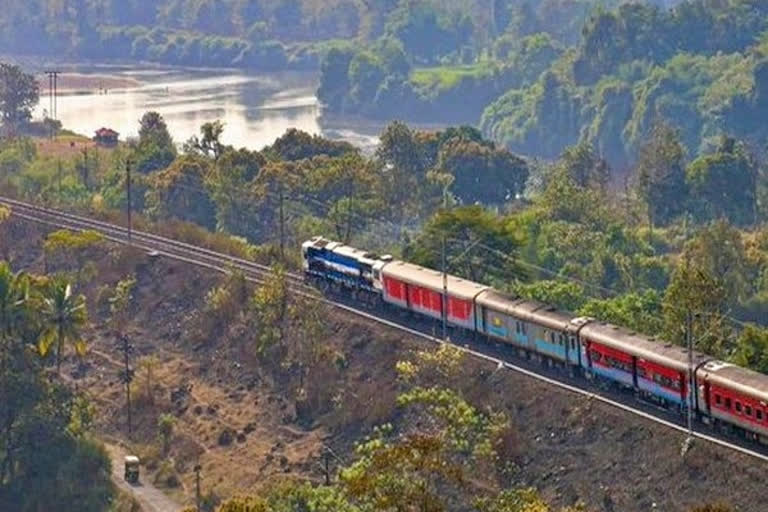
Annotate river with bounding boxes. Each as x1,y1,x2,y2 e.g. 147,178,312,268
30,64,447,153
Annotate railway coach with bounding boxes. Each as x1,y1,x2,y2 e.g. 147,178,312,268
301,236,768,445
474,290,588,368
696,361,768,442
381,259,487,330
578,322,710,409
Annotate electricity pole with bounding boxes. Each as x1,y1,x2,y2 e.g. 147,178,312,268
125,158,133,244
687,311,694,437
682,252,695,456
278,179,285,259
57,159,62,205
441,195,448,342
194,464,202,512
81,146,89,190
324,450,331,485
118,334,134,436
44,70,60,139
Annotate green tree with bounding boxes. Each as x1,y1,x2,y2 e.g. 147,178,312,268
686,136,757,226
0,62,39,128
134,111,176,174
269,128,356,162
36,276,88,374
437,137,529,206
0,261,30,346
635,121,688,228
662,221,748,356
0,207,13,267
348,51,386,106
405,205,521,284
306,153,381,243
579,290,664,336
376,121,429,214
43,229,105,287
145,155,217,229
0,265,112,511
730,324,768,374
514,280,586,312
254,160,303,251
207,147,266,238
317,46,355,111
186,120,228,160
251,265,289,355
157,413,176,455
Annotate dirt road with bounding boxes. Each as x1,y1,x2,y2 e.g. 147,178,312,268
106,444,185,512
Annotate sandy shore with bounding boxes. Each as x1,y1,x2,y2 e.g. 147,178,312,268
37,73,141,94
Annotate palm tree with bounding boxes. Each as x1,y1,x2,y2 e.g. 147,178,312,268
0,261,30,344
37,276,88,374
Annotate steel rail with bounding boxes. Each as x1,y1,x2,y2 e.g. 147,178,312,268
4,195,768,464
0,196,310,290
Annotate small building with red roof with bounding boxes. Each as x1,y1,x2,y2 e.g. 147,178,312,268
94,127,119,146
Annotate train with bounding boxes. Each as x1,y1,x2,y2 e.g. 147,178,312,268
302,236,768,443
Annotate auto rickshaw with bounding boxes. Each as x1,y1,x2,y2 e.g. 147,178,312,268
124,455,140,484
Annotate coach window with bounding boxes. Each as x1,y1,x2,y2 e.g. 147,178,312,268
757,409,764,421
715,394,722,406
746,405,753,417
735,402,742,413
725,397,732,409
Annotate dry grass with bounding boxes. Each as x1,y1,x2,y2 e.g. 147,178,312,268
35,135,118,158
4,217,767,512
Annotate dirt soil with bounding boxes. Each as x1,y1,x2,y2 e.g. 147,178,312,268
2,217,764,512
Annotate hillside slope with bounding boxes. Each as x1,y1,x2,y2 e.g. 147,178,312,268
1,216,763,512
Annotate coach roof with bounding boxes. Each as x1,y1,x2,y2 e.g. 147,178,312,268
580,321,709,372
698,361,768,403
382,260,488,300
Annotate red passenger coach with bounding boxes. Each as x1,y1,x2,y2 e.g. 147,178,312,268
697,361,768,441
381,260,487,330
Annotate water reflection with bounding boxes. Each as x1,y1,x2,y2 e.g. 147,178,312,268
33,65,451,153
33,67,326,151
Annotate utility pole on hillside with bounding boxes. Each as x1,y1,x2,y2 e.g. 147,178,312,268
57,159,63,205
125,158,133,244
441,213,448,341
44,70,61,139
682,310,694,456
681,252,695,457
194,464,202,512
81,146,89,190
439,174,454,342
278,178,285,259
118,334,135,437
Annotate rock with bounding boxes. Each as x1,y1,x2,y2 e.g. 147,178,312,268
236,432,246,443
193,405,203,415
244,423,256,434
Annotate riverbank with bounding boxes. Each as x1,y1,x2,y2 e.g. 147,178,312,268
38,73,141,95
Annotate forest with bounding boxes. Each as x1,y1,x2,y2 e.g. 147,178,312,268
6,1,768,166
3,51,768,378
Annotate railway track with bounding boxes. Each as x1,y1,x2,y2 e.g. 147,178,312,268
3,195,768,465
